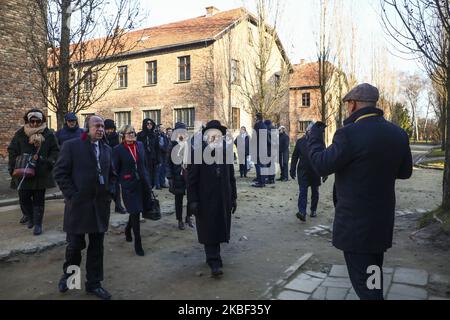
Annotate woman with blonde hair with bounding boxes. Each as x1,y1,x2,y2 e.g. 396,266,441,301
112,124,152,256
7,108,59,235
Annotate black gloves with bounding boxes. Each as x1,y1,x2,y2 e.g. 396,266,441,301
231,200,237,214
188,202,199,216
290,171,296,180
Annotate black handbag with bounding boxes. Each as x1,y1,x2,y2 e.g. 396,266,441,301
143,191,161,220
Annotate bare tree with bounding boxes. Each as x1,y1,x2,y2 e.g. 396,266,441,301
24,0,144,129
239,0,290,120
401,72,426,142
381,0,450,210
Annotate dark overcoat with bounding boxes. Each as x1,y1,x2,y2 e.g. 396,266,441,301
53,134,116,234
166,141,188,195
8,127,59,190
290,136,321,187
308,106,413,253
55,125,83,146
187,142,237,245
112,142,151,215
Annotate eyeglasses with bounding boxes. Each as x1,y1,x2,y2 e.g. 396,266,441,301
30,120,42,124
125,132,136,136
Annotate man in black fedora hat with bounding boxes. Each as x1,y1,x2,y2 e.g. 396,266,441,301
187,120,237,277
307,83,413,300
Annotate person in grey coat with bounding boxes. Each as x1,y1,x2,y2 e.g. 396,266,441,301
307,83,413,300
53,116,115,300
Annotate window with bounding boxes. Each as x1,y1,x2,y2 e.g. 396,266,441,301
146,61,157,85
231,59,239,84
115,111,131,130
143,110,161,125
302,92,311,107
248,27,253,46
275,74,281,90
84,70,97,93
80,113,95,128
178,56,191,81
117,66,128,88
232,107,240,130
174,108,195,129
298,121,312,133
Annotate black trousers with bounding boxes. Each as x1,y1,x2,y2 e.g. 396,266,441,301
344,251,384,300
147,160,158,188
279,150,289,180
175,194,190,221
63,233,105,290
18,189,46,225
204,244,222,269
239,155,248,177
113,183,124,210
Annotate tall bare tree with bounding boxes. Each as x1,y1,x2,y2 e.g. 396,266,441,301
239,0,290,120
381,0,450,210
24,0,144,129
401,72,426,142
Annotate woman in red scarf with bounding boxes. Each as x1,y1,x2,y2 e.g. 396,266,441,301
112,125,152,256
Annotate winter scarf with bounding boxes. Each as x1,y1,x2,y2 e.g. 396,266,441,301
24,123,46,148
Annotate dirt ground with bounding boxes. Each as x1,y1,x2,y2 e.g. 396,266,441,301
0,159,448,299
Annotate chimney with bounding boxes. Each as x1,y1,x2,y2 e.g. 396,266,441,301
206,6,220,17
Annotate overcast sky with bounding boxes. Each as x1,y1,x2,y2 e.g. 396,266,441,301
138,0,423,81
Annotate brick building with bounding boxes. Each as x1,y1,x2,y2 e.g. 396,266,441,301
289,61,348,145
0,0,46,161
47,6,290,135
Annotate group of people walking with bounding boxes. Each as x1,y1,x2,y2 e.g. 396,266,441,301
7,83,413,300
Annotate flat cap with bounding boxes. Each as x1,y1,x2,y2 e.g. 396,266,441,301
343,83,379,103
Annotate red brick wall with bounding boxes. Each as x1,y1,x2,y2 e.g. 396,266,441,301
0,0,46,161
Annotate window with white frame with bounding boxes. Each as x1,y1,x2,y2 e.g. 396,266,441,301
146,61,157,85
115,111,131,130
143,110,161,125
117,65,128,88
174,108,195,129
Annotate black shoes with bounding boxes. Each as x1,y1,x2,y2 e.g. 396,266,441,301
251,183,265,188
296,212,306,222
20,215,29,225
58,275,69,293
211,267,224,278
27,219,34,229
185,216,194,228
86,287,112,300
267,180,275,185
178,220,185,230
134,239,145,256
33,225,42,236
310,211,317,218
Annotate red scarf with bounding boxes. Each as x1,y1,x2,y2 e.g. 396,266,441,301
124,142,139,162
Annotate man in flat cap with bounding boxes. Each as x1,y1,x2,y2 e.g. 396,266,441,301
307,83,413,300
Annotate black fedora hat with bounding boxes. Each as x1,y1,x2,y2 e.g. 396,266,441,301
202,120,227,136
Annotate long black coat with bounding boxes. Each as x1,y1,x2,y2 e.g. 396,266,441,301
308,106,413,253
55,125,83,146
234,134,250,164
187,143,237,245
279,132,290,154
53,134,115,234
112,142,151,215
137,118,160,165
252,120,268,164
290,136,321,187
166,141,188,195
8,127,59,190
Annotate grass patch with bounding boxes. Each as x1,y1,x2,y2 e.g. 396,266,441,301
419,207,450,232
427,149,445,158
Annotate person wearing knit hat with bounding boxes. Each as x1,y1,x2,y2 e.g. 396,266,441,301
8,108,59,235
167,122,192,230
55,112,83,146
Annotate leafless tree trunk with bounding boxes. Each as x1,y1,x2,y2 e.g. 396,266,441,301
239,0,290,120
23,0,144,129
381,0,450,209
